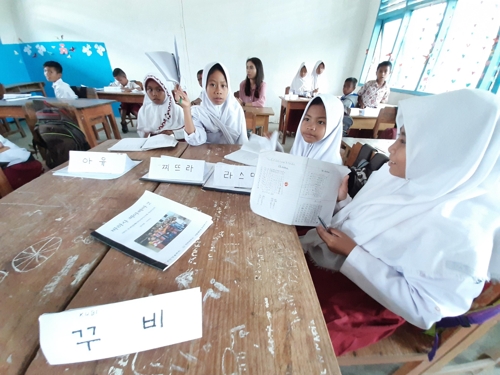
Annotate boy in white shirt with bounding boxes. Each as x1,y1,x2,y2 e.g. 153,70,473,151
110,68,143,133
43,61,77,99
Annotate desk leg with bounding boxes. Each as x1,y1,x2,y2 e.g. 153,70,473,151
105,106,121,140
282,104,292,145
263,116,269,134
76,110,98,148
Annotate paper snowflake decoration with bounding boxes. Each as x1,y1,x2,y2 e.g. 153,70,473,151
82,44,92,56
23,45,32,55
36,44,46,56
59,43,68,55
94,44,106,56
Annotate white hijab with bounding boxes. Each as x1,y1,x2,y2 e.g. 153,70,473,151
311,60,324,91
190,62,247,145
290,94,343,165
0,135,30,167
290,62,311,93
303,89,500,281
137,73,184,138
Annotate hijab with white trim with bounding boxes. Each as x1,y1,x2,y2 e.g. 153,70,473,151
290,94,343,165
302,89,500,281
190,62,247,144
137,73,184,138
311,60,325,92
290,62,311,93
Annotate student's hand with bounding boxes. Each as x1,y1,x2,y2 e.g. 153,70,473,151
358,98,366,109
173,85,191,109
122,88,132,93
158,130,174,136
337,175,349,202
316,226,357,257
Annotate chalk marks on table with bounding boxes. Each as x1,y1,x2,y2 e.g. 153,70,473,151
72,234,95,245
40,255,79,297
12,236,62,272
222,324,249,375
175,268,197,290
0,270,8,284
309,319,327,373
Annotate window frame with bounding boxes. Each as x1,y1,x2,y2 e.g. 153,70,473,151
360,0,500,95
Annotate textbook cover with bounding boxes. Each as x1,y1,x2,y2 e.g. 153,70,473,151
91,191,212,270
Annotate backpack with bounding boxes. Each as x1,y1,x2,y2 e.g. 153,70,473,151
32,100,90,169
348,144,389,197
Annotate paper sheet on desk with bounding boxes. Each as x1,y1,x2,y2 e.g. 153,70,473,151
53,159,142,180
224,131,280,166
39,288,202,365
108,134,178,151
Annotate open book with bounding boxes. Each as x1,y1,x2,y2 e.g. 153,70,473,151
91,191,212,270
141,156,215,186
224,131,281,166
250,151,349,226
108,134,179,151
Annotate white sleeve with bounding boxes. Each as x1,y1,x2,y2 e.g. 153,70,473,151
55,84,77,99
184,119,208,146
340,246,484,329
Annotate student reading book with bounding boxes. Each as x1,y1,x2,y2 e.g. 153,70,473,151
311,60,325,95
173,62,248,145
110,68,143,133
300,89,500,355
290,62,311,94
137,73,185,139
290,94,344,165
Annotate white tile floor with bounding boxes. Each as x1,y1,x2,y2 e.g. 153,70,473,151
5,119,500,375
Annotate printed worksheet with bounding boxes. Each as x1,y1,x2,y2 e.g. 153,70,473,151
250,151,349,226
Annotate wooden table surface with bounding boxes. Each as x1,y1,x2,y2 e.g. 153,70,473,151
0,140,188,375
96,91,145,104
0,98,116,109
243,106,275,134
278,96,311,145
4,82,47,96
342,137,394,155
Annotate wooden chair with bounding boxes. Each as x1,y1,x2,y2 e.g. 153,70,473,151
338,271,500,375
71,86,112,140
0,168,14,198
0,83,27,139
372,107,397,139
245,111,262,136
234,91,240,99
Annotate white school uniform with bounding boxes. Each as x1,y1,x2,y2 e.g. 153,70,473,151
290,62,311,94
137,74,184,138
301,89,500,329
290,94,343,165
185,62,247,145
110,79,141,91
311,60,325,93
52,78,77,99
0,135,30,167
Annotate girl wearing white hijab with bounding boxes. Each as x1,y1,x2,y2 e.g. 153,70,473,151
290,62,311,94
137,73,184,138
174,62,247,145
301,89,500,355
311,60,325,94
290,94,343,165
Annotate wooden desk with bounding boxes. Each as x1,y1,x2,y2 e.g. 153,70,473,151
278,96,310,145
341,137,394,165
5,82,47,97
0,101,27,138
96,91,145,104
0,140,188,375
243,106,274,134
23,144,341,375
2,98,121,148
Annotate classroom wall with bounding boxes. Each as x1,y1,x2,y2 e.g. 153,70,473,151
4,0,381,121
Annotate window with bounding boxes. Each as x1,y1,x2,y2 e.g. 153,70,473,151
361,0,500,95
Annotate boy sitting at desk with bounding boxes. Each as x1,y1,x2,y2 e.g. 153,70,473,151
110,68,143,133
43,61,77,100
357,61,391,109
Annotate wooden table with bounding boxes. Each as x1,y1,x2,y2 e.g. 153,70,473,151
341,137,394,165
278,96,310,145
5,82,47,97
1,98,121,148
0,140,188,375
96,91,145,104
243,106,274,134
1,142,341,375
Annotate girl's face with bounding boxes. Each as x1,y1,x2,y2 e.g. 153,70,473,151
246,61,257,80
146,79,166,104
206,70,228,105
300,66,307,78
300,104,327,143
388,127,407,178
316,63,325,75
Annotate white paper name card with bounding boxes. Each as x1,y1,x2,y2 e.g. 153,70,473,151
39,288,202,365
149,156,205,182
68,151,127,174
213,163,256,188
